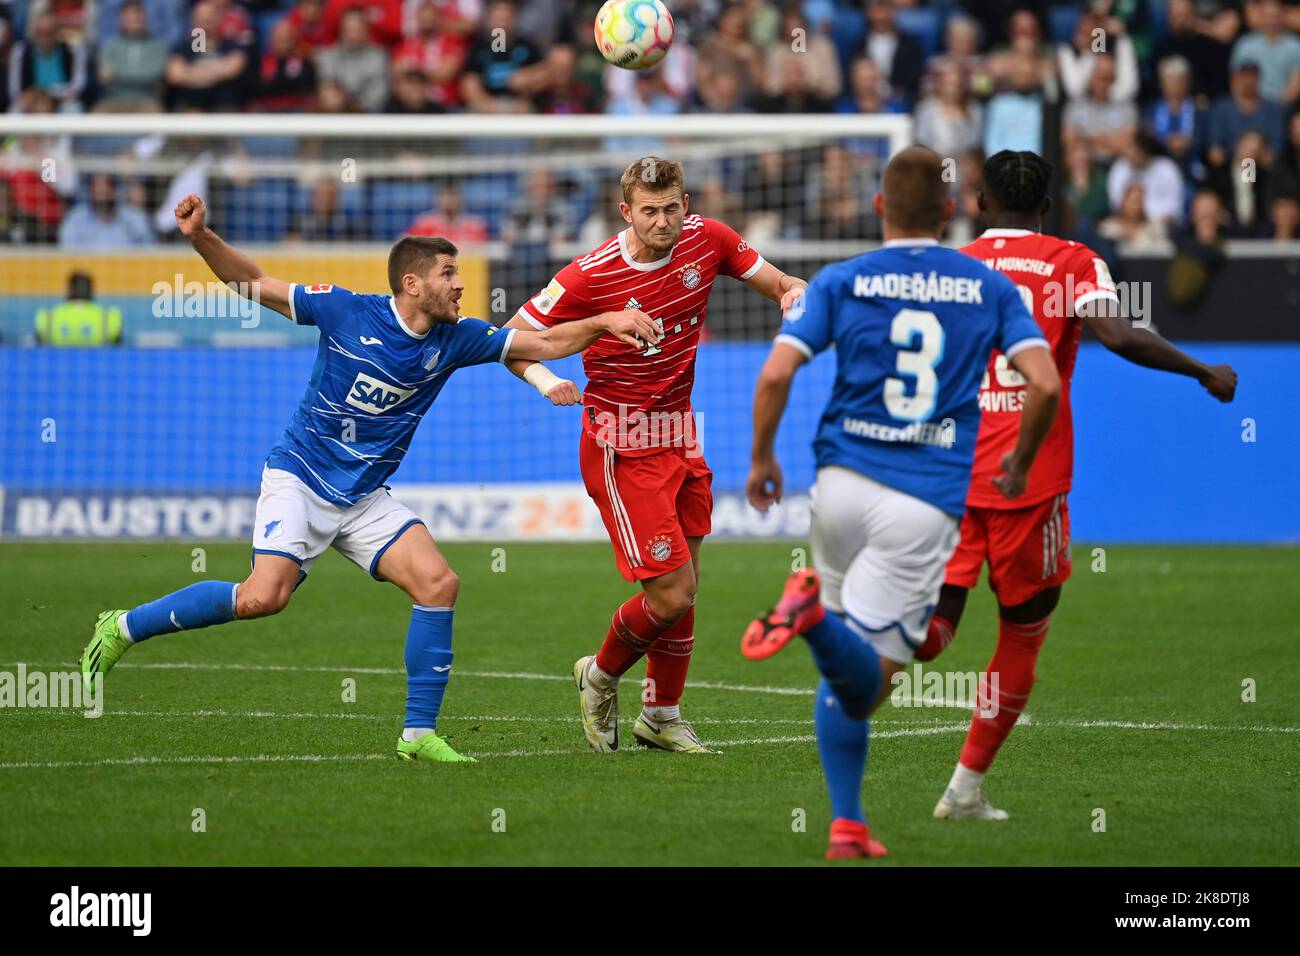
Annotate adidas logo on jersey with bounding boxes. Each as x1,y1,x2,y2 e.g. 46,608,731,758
345,372,416,414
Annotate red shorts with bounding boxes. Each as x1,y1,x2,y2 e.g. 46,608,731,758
944,493,1071,607
579,432,713,582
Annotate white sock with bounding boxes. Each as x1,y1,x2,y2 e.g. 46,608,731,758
403,727,435,742
644,704,679,723
587,659,617,688
117,613,134,643
947,762,984,801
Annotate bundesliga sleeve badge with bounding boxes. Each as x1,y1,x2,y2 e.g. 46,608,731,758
532,278,566,315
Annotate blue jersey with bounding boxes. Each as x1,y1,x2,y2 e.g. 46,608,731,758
777,240,1047,517
266,283,517,506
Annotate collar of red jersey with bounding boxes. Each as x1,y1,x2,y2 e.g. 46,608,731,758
979,228,1035,238
618,229,674,272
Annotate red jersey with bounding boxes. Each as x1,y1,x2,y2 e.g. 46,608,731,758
393,34,470,108
961,228,1119,509
518,216,763,456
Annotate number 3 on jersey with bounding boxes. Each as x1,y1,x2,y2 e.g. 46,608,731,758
883,308,944,422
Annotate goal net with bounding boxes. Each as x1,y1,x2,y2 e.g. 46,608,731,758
0,112,912,542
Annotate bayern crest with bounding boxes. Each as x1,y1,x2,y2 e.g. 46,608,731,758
681,265,701,289
648,535,673,562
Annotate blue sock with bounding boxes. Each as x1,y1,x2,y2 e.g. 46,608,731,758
124,581,238,643
405,605,454,731
802,610,883,718
815,677,870,823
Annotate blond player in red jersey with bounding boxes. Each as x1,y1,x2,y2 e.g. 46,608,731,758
918,151,1238,819
502,157,806,752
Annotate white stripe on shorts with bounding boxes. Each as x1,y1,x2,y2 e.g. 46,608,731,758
604,445,642,569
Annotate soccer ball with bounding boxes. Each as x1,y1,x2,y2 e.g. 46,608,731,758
594,0,675,71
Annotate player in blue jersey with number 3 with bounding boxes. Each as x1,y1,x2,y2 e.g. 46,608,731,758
80,193,660,763
740,147,1063,858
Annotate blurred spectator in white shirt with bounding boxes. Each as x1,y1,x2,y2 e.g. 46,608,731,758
1107,131,1186,224
1063,54,1138,164
924,14,993,100
1099,183,1170,250
1058,10,1139,103
915,62,984,158
765,5,841,102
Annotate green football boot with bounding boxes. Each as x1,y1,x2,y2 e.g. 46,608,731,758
81,609,132,692
396,732,477,763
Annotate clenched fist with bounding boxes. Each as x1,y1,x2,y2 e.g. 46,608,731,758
174,194,207,238
546,380,583,406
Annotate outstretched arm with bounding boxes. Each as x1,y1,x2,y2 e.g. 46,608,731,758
502,312,584,405
1079,299,1237,402
747,341,806,512
175,194,292,319
745,261,808,315
505,309,660,362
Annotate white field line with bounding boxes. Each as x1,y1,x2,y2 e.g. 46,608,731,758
3,714,1297,771
23,710,822,724
20,708,1297,737
0,725,974,770
0,660,1006,703
2,660,815,697
3,659,1297,774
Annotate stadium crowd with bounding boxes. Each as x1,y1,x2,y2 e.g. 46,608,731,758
5,0,1300,249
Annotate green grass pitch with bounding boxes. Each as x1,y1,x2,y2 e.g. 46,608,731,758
1,540,1296,866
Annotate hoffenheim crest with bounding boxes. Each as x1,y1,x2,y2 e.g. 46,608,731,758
421,346,441,370
681,266,701,289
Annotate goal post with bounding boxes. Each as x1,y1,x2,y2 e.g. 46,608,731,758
0,112,913,542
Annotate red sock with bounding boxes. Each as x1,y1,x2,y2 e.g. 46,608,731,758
958,616,1049,773
595,592,669,678
915,613,956,662
645,606,694,706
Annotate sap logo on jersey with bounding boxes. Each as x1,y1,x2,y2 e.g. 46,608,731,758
345,372,416,413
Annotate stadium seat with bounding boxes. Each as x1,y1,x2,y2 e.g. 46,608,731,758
73,136,142,158
1147,0,1168,41
240,136,300,159
222,179,295,242
367,181,438,240
895,8,944,60
296,182,365,216
294,182,364,237
831,9,867,79
461,173,520,239
1049,5,1082,44
256,10,289,54
561,167,600,238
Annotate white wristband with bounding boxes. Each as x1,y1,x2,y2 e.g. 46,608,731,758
523,363,566,396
